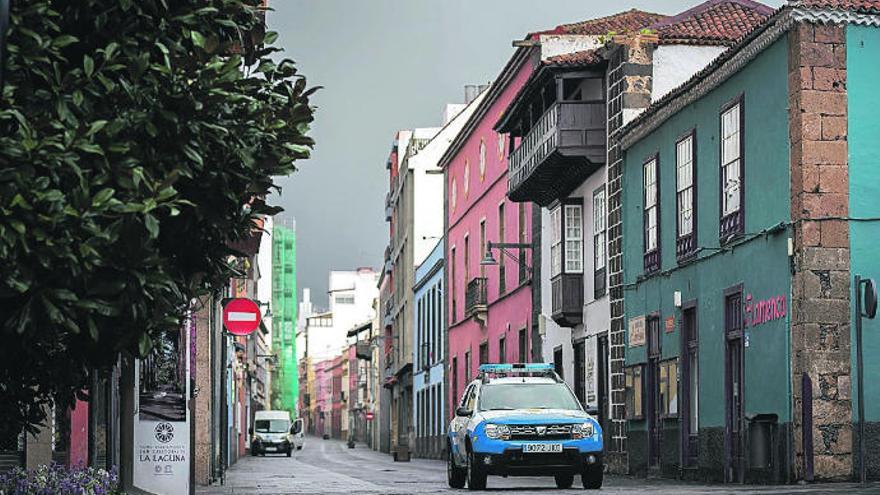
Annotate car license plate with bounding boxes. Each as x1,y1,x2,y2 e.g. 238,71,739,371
265,446,276,452
523,443,562,453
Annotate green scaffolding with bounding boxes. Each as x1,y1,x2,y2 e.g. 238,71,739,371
271,223,298,417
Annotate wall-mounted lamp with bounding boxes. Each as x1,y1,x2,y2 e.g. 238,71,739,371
673,291,682,309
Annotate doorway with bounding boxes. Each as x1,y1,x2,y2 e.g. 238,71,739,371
680,305,699,467
724,289,745,483
597,335,609,442
646,315,662,468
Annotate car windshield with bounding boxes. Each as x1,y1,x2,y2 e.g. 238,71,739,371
478,383,582,411
255,419,289,433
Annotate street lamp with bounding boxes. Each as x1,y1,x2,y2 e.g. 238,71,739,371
480,241,533,275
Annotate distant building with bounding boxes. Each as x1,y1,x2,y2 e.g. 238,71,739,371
271,221,298,417
412,239,445,459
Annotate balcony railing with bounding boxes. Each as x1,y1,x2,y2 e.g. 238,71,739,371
465,277,488,319
508,101,606,206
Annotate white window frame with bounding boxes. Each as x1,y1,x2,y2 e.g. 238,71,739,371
479,139,487,180
550,207,562,277
644,157,658,253
676,134,695,237
721,103,741,216
564,204,584,274
593,188,606,271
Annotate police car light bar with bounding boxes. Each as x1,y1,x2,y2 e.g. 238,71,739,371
478,363,555,374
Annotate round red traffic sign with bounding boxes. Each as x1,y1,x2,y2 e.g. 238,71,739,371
222,298,261,336
365,412,374,421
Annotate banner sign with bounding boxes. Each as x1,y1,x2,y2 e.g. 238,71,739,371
134,315,191,494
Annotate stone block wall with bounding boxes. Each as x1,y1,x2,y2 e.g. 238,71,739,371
606,36,656,474
787,22,853,481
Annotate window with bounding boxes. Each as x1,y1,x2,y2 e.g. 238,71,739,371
659,359,679,418
498,203,506,295
479,139,487,181
593,188,606,298
463,235,470,286
564,205,583,273
676,132,697,259
451,178,457,211
498,335,506,364
463,159,470,198
625,365,644,420
479,342,488,365
451,356,458,412
497,132,506,161
518,328,528,363
553,346,564,380
334,294,354,305
479,220,486,278
643,156,660,273
720,99,744,241
465,350,471,382
550,207,562,277
519,203,527,283
450,246,457,322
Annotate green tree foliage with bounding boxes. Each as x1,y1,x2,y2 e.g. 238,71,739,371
0,0,315,438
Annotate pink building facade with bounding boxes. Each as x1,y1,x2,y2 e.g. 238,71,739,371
442,49,538,419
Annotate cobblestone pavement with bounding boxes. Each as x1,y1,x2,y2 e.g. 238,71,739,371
196,437,880,494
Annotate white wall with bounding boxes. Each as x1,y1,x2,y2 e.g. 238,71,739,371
308,269,379,360
652,45,726,102
539,208,574,388
539,34,602,60
257,216,273,345
411,90,487,267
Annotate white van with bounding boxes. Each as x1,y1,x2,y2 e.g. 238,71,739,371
250,410,304,456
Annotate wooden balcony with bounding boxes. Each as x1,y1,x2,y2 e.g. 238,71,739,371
507,102,606,206
551,273,583,327
465,277,488,321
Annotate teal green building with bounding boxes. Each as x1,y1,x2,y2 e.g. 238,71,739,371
271,223,298,416
616,5,880,484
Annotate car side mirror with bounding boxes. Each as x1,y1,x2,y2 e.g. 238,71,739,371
456,406,472,417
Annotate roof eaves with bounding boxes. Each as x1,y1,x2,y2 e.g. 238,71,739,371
618,5,790,150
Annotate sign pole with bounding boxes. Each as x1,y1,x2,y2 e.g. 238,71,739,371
855,275,865,484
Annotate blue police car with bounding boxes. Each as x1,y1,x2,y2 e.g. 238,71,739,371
446,363,603,490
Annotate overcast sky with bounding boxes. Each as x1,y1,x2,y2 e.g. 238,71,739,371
267,0,785,309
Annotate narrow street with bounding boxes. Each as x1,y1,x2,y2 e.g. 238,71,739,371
197,437,880,495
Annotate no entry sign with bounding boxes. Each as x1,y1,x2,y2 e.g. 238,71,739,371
222,298,261,336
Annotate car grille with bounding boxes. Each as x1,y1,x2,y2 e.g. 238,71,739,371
508,424,572,440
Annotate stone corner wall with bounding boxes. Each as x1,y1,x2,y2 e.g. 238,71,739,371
788,21,853,481
606,38,655,475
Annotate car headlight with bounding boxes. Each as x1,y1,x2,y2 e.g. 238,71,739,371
572,422,595,439
484,424,511,440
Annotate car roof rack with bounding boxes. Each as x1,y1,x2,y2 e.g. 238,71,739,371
477,363,562,383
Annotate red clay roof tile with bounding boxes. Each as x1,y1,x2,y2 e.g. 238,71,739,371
650,0,775,45
542,49,603,67
791,0,880,12
558,9,668,35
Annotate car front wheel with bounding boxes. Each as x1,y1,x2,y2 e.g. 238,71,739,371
447,448,466,488
466,449,487,490
554,473,574,488
581,463,603,490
